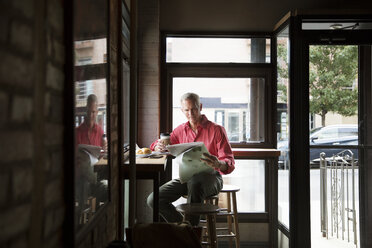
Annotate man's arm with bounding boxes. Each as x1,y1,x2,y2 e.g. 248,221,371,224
150,126,182,151
214,125,235,174
201,153,229,172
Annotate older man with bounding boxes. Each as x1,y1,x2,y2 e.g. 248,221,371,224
147,92,235,226
76,94,106,149
75,94,107,205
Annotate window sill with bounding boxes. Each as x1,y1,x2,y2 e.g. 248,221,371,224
232,148,280,159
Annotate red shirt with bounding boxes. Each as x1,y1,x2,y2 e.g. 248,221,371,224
151,115,235,175
76,121,104,147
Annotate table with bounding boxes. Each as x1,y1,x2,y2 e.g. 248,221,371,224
123,155,168,222
96,155,169,222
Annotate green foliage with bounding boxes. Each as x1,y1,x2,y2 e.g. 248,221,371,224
277,44,358,125
309,45,358,124
277,42,289,103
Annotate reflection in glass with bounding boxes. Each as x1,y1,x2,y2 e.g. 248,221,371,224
74,0,109,230
277,26,290,228
173,78,265,143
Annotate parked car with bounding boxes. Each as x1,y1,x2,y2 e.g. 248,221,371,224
278,124,358,168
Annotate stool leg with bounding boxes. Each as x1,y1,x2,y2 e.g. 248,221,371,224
232,192,240,248
207,214,217,248
227,193,233,248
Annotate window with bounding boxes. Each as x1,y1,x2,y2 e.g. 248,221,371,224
165,35,274,217
172,77,266,144
223,160,265,212
76,80,93,101
215,110,225,126
227,112,239,142
77,57,92,65
73,0,109,232
166,37,271,63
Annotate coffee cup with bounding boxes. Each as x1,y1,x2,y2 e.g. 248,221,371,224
160,133,170,146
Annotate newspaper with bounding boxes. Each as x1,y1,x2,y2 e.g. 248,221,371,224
78,144,101,166
167,142,214,183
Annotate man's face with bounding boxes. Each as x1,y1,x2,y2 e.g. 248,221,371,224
87,102,98,125
181,99,202,125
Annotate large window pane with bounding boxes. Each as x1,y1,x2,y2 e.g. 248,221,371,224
166,37,271,63
173,77,265,143
223,160,265,212
277,26,290,228
74,38,108,133
171,159,266,213
309,45,359,247
73,0,109,231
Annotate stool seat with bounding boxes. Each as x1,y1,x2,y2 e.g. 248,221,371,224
221,184,240,192
176,203,219,248
176,203,219,215
182,195,219,205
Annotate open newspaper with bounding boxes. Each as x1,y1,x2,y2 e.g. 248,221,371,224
78,144,101,166
167,142,214,183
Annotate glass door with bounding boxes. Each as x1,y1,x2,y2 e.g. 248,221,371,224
308,44,359,248
276,23,291,248
275,12,372,248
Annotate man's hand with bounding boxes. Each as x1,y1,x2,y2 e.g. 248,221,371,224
201,153,227,172
154,139,167,152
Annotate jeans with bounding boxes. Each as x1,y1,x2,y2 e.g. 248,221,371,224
147,171,223,226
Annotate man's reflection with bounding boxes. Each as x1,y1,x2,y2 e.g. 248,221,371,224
75,94,107,225
76,94,107,148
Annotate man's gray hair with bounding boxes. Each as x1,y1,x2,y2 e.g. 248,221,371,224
87,94,98,107
180,92,200,109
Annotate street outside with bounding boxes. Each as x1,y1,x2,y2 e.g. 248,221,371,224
310,169,359,248
279,169,360,248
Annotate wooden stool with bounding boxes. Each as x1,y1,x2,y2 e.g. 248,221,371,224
182,194,219,205
176,203,219,248
217,185,240,248
182,195,220,244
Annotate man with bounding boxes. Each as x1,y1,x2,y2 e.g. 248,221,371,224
76,94,107,149
147,92,235,226
75,94,107,205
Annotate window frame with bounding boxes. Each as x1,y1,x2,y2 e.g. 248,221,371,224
160,33,277,224
161,62,274,148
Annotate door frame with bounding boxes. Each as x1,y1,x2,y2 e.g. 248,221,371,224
278,11,372,248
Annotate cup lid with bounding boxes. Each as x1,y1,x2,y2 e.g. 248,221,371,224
160,132,170,138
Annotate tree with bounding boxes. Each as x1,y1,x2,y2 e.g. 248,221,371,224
277,44,358,127
277,42,289,103
309,45,358,126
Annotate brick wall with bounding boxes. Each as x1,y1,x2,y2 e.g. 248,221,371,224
0,0,65,247
0,0,120,247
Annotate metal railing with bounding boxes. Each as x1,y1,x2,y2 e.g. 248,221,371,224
320,150,358,247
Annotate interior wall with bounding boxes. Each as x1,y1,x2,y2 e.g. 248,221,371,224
160,0,372,32
137,0,160,148
136,0,160,224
